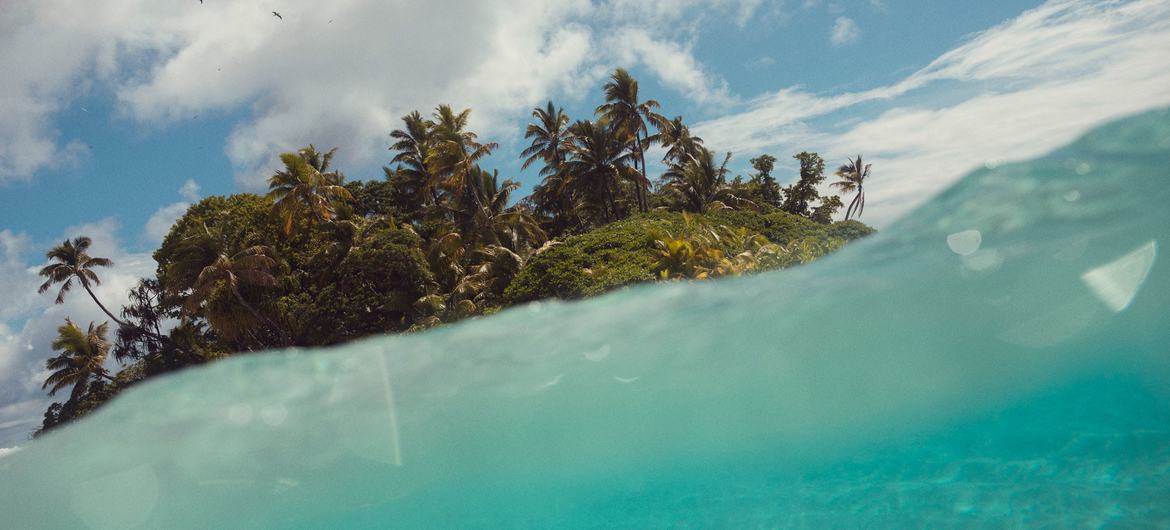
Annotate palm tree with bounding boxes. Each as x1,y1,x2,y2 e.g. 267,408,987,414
831,155,872,220
42,319,114,403
560,120,637,225
521,101,571,174
656,115,704,165
389,111,441,208
662,147,756,213
596,68,666,213
38,237,129,328
267,145,355,236
461,167,547,253
458,244,526,309
420,240,527,324
178,237,285,345
521,101,576,229
429,105,499,211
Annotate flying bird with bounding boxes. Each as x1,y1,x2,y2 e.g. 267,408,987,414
272,11,282,20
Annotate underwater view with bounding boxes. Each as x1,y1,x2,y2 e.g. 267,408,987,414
1,110,1167,527
2,0,1169,528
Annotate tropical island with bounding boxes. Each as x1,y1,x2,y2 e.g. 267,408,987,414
30,69,874,437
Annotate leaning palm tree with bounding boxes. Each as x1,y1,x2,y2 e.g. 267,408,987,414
42,319,113,403
38,237,129,328
389,111,441,208
267,145,355,236
180,240,286,345
831,155,872,220
560,120,637,225
595,68,666,212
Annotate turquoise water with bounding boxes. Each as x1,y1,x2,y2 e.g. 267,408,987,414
2,110,1169,528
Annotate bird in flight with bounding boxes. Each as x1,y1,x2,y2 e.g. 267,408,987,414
272,11,282,20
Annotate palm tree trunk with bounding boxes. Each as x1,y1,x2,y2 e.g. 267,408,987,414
80,279,130,328
636,129,649,212
232,287,290,347
847,192,862,220
80,275,172,343
69,377,89,403
553,152,577,230
602,175,613,223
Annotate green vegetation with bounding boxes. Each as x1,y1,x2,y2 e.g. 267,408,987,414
29,69,874,436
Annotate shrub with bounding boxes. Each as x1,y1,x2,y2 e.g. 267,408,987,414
505,210,871,304
826,219,877,241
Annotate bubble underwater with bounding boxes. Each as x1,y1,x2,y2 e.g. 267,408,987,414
2,110,1169,528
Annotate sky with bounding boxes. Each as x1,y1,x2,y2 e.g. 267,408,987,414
1,0,1169,450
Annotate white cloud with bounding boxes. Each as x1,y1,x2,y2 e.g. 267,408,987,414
607,28,735,108
179,179,201,201
0,219,154,447
144,203,191,245
747,56,777,69
146,180,200,244
696,0,1170,226
0,230,40,321
0,1,100,182
0,0,768,187
0,445,22,459
831,16,860,46
605,0,775,27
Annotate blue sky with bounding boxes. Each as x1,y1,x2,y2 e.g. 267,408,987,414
2,0,1169,449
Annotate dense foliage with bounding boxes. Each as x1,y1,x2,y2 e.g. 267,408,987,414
29,68,875,437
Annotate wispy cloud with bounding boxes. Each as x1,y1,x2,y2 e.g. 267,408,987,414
831,16,860,46
178,179,201,201
696,0,1170,226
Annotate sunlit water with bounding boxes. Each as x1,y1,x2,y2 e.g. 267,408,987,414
2,110,1169,528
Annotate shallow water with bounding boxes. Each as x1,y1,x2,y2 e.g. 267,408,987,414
1,109,1168,528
